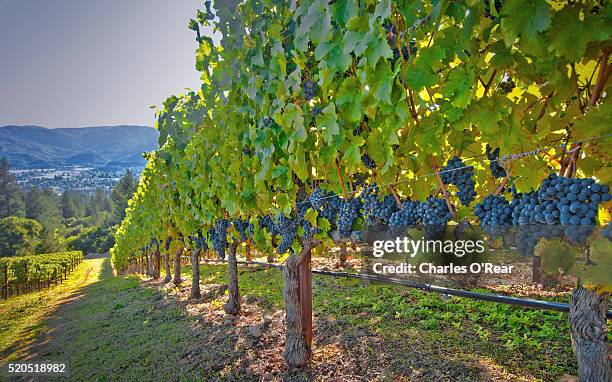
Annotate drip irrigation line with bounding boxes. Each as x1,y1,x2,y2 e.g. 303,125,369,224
195,258,612,319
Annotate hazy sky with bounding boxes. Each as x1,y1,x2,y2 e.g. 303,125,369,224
0,0,217,128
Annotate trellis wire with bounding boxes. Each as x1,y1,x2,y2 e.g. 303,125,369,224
295,133,612,206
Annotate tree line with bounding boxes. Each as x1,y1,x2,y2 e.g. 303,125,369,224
0,158,137,257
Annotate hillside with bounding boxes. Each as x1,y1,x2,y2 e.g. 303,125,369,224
0,125,159,169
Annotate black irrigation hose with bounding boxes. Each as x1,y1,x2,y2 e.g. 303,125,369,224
202,259,612,319
312,270,612,319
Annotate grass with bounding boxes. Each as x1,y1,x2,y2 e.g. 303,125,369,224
180,262,579,380
0,257,104,361
0,257,588,381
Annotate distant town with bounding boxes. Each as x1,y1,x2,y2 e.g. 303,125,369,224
10,165,144,193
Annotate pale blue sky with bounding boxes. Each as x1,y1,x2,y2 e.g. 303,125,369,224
0,0,217,128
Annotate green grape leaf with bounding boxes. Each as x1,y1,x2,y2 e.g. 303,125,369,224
316,103,340,144
367,60,393,105
336,77,363,122
500,0,551,45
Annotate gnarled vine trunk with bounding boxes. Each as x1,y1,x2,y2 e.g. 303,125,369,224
152,249,161,280
569,285,611,382
224,241,240,315
339,242,347,267
145,254,151,276
190,248,201,299
282,238,319,368
163,253,172,284
173,250,182,285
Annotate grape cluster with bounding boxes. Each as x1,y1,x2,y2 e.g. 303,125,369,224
485,145,506,178
474,195,514,225
500,78,516,94
514,225,564,257
384,23,417,65
336,197,362,237
418,197,453,225
538,174,610,244
259,215,278,235
391,42,417,64
389,200,421,228
362,187,400,225
302,80,317,101
353,124,363,136
275,213,299,254
440,156,477,205
262,116,274,128
361,153,376,169
195,231,208,251
309,188,342,227
483,0,503,19
233,219,252,242
418,197,453,239
474,194,514,236
312,106,322,119
209,219,230,259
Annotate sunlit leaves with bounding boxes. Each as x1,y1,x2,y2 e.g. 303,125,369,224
316,103,340,144
500,0,551,45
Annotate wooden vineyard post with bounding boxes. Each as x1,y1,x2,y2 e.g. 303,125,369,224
163,252,172,284
154,248,161,280
246,240,252,261
339,242,347,268
190,248,201,299
298,244,313,348
282,238,319,368
145,253,151,276
173,249,182,285
224,241,240,315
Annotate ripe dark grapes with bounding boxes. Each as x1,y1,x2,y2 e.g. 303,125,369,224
362,153,376,169
389,200,421,228
485,145,506,178
309,188,342,228
500,78,516,94
418,197,453,239
361,187,399,225
258,215,278,235
233,219,252,242
483,0,503,19
209,219,230,259
275,213,299,254
302,80,317,101
336,197,362,237
440,156,477,206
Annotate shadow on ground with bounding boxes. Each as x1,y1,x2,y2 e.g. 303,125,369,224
2,259,577,382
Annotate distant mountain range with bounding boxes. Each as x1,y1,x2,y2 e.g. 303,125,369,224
0,125,159,169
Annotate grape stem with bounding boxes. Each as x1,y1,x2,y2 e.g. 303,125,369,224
431,156,457,220
493,174,510,196
563,48,611,177
389,186,403,209
334,160,347,194
482,69,498,97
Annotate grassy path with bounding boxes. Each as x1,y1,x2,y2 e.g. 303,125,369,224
0,257,582,381
0,256,103,362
